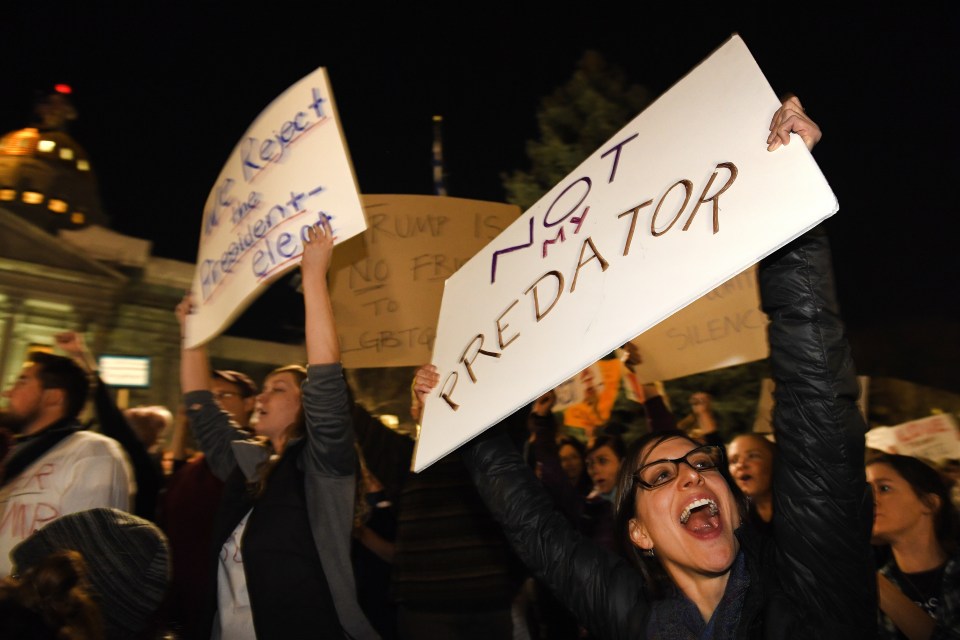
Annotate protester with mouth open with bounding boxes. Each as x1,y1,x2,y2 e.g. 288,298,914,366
177,216,377,640
727,433,777,527
413,96,877,638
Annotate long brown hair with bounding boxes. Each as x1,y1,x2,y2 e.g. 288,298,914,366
0,550,104,639
250,365,308,498
867,452,959,554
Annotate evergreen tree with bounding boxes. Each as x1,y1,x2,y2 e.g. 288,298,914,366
503,51,651,211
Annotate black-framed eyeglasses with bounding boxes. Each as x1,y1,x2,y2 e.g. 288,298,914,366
632,445,724,490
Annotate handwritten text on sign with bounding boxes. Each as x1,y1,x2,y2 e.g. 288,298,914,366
329,196,520,368
627,265,768,382
414,36,839,471
185,67,365,348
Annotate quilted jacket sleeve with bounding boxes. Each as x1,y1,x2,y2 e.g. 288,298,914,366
760,228,876,638
462,430,646,640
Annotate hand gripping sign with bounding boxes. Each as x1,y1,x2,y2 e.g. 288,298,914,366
185,67,365,347
414,35,839,471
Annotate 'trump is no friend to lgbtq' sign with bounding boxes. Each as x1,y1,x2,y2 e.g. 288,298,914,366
329,195,520,368
415,36,839,471
185,67,366,348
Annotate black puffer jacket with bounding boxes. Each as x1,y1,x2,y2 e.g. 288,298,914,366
461,229,876,639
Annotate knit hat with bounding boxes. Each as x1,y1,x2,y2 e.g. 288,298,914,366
10,508,170,639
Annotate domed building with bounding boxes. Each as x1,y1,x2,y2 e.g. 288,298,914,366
0,87,296,414
0,87,109,232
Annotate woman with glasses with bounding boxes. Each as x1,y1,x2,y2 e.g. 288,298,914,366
415,96,876,639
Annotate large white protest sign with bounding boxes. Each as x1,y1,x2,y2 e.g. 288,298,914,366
414,36,838,471
627,265,768,382
185,68,365,347
329,196,520,368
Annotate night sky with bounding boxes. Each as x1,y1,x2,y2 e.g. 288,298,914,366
6,5,958,383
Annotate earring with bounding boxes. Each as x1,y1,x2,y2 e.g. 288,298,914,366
643,548,655,558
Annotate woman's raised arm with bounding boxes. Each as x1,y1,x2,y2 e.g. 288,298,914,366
302,217,339,366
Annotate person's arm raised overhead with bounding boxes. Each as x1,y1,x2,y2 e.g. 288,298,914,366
175,295,243,481
302,216,339,367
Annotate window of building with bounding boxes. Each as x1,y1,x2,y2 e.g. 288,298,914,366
37,139,56,152
70,212,85,225
21,191,44,204
48,199,69,213
59,147,75,160
0,189,15,201
76,159,90,171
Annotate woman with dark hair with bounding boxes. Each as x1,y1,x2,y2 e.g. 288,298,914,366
556,436,591,494
177,217,377,640
867,453,960,639
585,435,626,502
415,97,877,638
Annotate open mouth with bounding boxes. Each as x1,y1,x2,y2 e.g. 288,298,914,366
679,498,720,535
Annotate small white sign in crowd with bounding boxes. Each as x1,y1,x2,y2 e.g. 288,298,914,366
867,414,960,463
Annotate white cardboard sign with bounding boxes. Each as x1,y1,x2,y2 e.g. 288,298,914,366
415,36,838,471
329,195,520,368
185,67,366,347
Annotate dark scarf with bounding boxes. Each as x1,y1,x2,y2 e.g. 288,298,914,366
646,550,750,640
0,418,80,487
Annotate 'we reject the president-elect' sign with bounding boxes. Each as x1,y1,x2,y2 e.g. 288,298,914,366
185,67,365,348
415,35,838,471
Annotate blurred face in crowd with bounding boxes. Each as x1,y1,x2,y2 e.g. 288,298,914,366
212,378,255,427
253,371,302,445
867,462,938,545
628,436,740,585
559,443,585,486
587,445,621,495
1,364,51,434
727,435,774,500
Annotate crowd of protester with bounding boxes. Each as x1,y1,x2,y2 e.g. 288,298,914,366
0,98,958,640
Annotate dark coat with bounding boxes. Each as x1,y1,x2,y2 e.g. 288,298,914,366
460,229,877,639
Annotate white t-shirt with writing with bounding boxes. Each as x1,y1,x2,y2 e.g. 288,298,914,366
213,509,256,640
0,430,134,575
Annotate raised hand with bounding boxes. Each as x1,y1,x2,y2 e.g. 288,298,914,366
767,95,821,152
532,390,557,417
410,365,440,422
175,293,194,339
301,214,336,280
302,214,340,365
54,331,95,372
54,331,85,358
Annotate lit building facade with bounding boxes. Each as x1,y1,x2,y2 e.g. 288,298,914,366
0,89,303,412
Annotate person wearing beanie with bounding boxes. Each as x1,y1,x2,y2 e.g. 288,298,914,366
10,507,170,640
